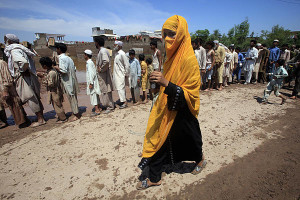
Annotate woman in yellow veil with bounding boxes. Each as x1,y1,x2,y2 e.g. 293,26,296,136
137,15,206,190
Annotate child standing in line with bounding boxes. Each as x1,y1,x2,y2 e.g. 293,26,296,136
129,49,141,105
139,54,148,103
146,58,154,100
39,57,67,123
262,59,288,105
84,49,102,116
204,41,215,91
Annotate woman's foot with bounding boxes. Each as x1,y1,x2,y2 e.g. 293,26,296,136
290,96,297,100
204,89,209,92
138,152,143,157
136,179,162,190
191,159,207,175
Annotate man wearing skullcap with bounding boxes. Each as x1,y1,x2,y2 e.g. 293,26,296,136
4,34,45,127
244,40,258,84
84,49,101,116
268,39,281,80
253,43,263,84
113,41,130,109
257,44,270,84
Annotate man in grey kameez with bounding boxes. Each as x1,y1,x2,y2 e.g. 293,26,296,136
4,34,45,127
53,43,80,121
94,37,114,113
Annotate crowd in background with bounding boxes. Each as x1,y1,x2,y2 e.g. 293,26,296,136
0,33,299,129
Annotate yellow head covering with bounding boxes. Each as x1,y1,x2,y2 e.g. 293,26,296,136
142,15,201,158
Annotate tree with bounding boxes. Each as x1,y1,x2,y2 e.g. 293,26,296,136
208,29,222,41
234,19,250,45
190,29,210,43
263,25,293,46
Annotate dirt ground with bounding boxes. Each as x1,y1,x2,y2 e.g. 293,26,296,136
0,83,299,200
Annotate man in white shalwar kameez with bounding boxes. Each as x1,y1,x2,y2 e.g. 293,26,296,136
94,37,114,114
244,40,258,84
113,41,130,109
4,34,45,127
223,48,233,87
53,43,80,121
253,43,263,84
229,45,238,84
84,50,101,116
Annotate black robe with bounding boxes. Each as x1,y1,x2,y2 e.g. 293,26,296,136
138,82,203,183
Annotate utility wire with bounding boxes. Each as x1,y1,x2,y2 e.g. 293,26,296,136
275,0,300,4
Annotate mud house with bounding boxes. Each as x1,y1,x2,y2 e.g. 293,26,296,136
32,27,164,71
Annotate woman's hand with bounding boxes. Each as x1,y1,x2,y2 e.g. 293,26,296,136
149,71,169,87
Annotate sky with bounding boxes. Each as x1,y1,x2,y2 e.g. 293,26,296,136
0,0,300,43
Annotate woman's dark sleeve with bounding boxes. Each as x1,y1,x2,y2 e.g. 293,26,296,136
163,81,187,111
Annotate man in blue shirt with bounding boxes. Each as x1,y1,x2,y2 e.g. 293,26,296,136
232,47,244,83
268,39,281,80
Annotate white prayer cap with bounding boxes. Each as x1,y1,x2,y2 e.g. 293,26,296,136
213,40,219,44
229,44,234,47
114,40,123,47
84,49,92,55
273,39,279,42
257,43,262,47
5,34,19,43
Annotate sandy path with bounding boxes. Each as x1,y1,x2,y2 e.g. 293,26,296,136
0,84,296,199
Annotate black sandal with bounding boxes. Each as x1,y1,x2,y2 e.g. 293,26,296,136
136,179,161,190
191,160,207,175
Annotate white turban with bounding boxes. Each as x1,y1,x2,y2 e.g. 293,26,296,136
273,39,279,42
213,40,219,44
84,49,92,55
114,40,123,47
257,43,262,47
5,34,19,43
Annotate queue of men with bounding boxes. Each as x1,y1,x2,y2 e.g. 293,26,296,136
0,34,163,129
0,33,299,129
191,38,300,98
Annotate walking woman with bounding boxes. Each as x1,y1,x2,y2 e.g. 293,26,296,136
137,15,206,190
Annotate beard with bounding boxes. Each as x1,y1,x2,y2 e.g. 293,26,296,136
114,46,119,51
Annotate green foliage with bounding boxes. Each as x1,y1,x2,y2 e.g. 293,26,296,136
190,18,298,51
190,29,210,42
259,25,293,46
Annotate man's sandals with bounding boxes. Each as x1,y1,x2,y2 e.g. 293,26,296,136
136,178,162,190
191,159,207,175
